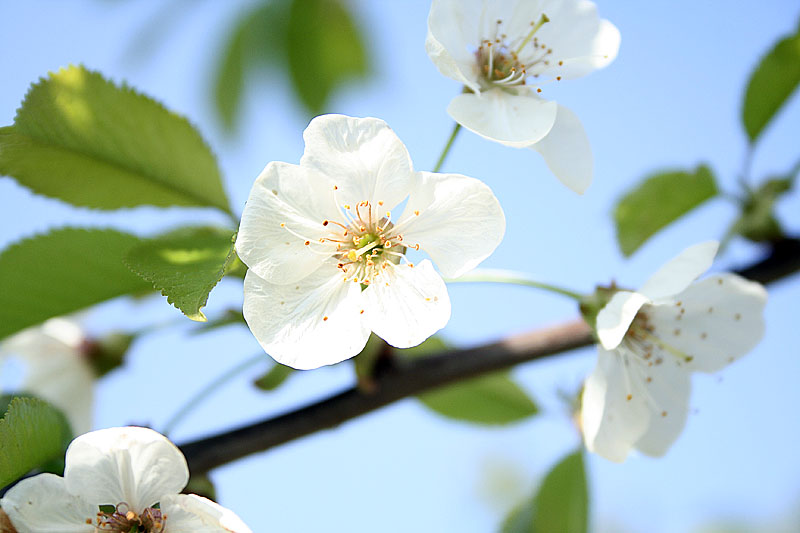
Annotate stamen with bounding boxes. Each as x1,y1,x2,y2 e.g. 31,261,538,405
516,13,550,55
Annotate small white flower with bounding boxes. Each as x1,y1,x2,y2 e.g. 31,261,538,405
0,426,252,533
235,114,505,369
580,242,768,462
426,0,620,193
0,318,94,436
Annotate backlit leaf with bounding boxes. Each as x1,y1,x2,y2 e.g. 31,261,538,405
0,66,230,212
614,165,718,256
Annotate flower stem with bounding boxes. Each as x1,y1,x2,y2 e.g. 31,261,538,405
162,353,266,436
446,268,585,301
432,122,462,173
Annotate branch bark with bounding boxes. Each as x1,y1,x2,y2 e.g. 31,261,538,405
179,239,800,475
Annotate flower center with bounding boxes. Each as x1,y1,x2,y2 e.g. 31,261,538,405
280,189,423,286
95,503,166,533
327,199,409,286
476,14,560,90
624,308,693,365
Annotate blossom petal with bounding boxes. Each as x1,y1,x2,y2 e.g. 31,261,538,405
596,291,649,350
530,0,621,79
242,265,370,369
0,319,94,435
22,349,94,435
395,171,505,278
64,427,188,512
638,241,719,302
236,161,339,285
426,0,483,92
300,115,413,210
581,347,649,463
160,494,252,533
0,473,96,533
582,343,691,461
364,261,451,348
447,90,558,148
630,345,691,458
647,274,767,373
529,104,592,193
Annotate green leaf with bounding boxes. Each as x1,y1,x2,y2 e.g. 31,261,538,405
125,227,236,321
0,65,230,212
419,372,538,426
742,26,800,143
614,164,718,256
501,450,588,533
0,397,73,489
253,363,294,391
727,176,794,243
286,0,369,114
0,228,151,341
213,2,289,132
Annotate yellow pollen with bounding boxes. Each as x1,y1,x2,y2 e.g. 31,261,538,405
323,316,329,321
348,250,357,261
280,222,285,227
414,210,420,216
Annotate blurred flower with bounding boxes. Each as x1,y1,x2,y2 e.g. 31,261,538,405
0,426,252,533
426,0,620,193
236,114,505,369
580,242,767,462
0,318,94,435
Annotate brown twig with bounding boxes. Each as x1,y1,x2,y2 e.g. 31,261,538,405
179,239,800,474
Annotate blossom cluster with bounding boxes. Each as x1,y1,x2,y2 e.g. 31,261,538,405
0,5,773,528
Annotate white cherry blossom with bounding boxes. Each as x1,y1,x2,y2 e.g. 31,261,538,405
0,318,94,435
0,426,252,533
236,114,505,369
426,0,620,193
580,242,767,462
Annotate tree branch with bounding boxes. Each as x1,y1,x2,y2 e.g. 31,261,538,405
180,239,800,475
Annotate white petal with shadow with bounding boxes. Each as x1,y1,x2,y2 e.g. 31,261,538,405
638,241,718,302
300,115,413,210
448,90,557,148
529,104,592,193
63,426,188,513
235,162,335,285
396,171,505,278
243,265,370,369
0,473,96,533
160,494,252,533
647,274,767,373
596,291,649,350
364,261,451,349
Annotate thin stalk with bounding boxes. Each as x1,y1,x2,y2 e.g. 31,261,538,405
162,353,266,436
432,123,462,173
446,268,585,301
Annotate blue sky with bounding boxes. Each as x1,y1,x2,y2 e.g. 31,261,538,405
1,1,800,531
